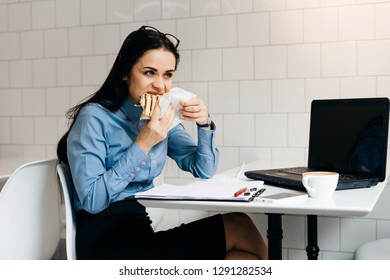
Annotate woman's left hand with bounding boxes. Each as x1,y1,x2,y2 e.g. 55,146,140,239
180,98,209,126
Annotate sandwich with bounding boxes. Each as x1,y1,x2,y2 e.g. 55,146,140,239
137,93,160,120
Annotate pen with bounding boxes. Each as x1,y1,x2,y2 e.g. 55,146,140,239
234,187,247,197
248,188,266,202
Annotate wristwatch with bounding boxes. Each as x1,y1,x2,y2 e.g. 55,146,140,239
197,114,212,128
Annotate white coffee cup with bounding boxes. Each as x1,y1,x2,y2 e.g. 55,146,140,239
302,171,339,198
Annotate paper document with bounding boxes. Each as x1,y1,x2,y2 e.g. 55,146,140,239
254,192,308,203
134,179,265,202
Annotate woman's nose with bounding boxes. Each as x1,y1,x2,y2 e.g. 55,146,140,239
152,76,164,90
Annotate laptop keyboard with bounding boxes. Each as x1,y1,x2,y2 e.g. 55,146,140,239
281,167,314,174
281,167,364,181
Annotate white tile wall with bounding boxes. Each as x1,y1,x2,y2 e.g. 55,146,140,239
358,40,390,75
45,29,68,58
21,30,44,59
1,0,390,260
0,5,7,32
322,42,357,77
304,7,338,43
288,44,321,78
340,218,376,252
207,15,237,48
192,49,222,81
237,12,269,46
270,10,303,44
282,215,306,249
69,27,94,56
10,60,32,87
107,0,134,23
177,18,206,50
255,46,287,79
46,88,70,116
82,56,108,85
192,0,220,16
224,114,255,146
339,5,375,41
57,57,82,86
340,77,376,98
239,80,271,113
0,33,19,60
376,2,390,39
256,114,288,146
9,2,31,31
33,59,57,87
223,47,253,80
222,0,252,14
81,0,106,26
272,79,305,112
134,0,160,21
23,88,45,116
318,217,340,251
305,78,340,109
56,0,80,28
32,1,55,30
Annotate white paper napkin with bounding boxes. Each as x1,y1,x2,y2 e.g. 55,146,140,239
159,87,196,130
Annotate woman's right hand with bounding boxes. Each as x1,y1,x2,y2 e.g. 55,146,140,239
135,104,174,154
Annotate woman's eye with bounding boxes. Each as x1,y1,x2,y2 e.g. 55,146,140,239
165,72,173,78
145,71,155,76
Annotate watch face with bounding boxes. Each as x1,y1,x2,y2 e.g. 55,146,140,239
197,114,212,127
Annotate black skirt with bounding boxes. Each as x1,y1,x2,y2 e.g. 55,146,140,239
76,200,226,260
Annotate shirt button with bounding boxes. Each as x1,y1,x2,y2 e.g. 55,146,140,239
151,159,157,165
136,167,141,172
130,172,135,178
137,185,143,190
141,161,147,166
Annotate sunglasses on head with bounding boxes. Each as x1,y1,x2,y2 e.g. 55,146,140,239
124,25,180,49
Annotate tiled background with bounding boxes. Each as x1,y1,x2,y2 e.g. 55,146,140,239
1,0,390,259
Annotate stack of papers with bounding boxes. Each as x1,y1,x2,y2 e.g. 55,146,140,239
134,179,265,202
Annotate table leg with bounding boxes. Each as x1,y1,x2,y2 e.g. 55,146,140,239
266,213,283,260
306,215,320,260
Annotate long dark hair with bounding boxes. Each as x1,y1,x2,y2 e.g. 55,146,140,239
57,26,180,164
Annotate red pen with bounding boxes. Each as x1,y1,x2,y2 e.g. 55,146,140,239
234,187,247,197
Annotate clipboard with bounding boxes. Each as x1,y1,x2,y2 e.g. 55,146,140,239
133,179,265,202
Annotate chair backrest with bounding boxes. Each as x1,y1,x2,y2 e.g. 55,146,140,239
57,163,77,260
0,159,61,259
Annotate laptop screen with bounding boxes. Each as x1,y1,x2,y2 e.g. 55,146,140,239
308,98,389,181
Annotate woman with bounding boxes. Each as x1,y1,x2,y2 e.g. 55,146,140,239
57,25,268,260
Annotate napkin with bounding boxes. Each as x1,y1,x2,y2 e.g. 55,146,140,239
159,87,196,130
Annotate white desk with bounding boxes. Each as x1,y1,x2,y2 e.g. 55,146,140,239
139,160,387,260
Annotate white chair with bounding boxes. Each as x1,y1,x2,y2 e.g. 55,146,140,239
57,161,170,260
354,238,390,260
57,163,77,260
0,159,61,260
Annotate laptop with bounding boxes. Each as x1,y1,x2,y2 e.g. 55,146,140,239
245,97,390,191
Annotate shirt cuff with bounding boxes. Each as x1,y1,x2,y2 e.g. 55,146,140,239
114,143,150,182
197,122,217,155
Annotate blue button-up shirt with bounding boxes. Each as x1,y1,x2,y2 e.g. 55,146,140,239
67,99,219,214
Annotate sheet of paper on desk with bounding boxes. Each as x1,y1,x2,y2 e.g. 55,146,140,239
134,179,265,202
254,192,308,203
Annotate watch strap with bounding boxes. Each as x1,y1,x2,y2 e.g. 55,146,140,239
197,114,211,127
